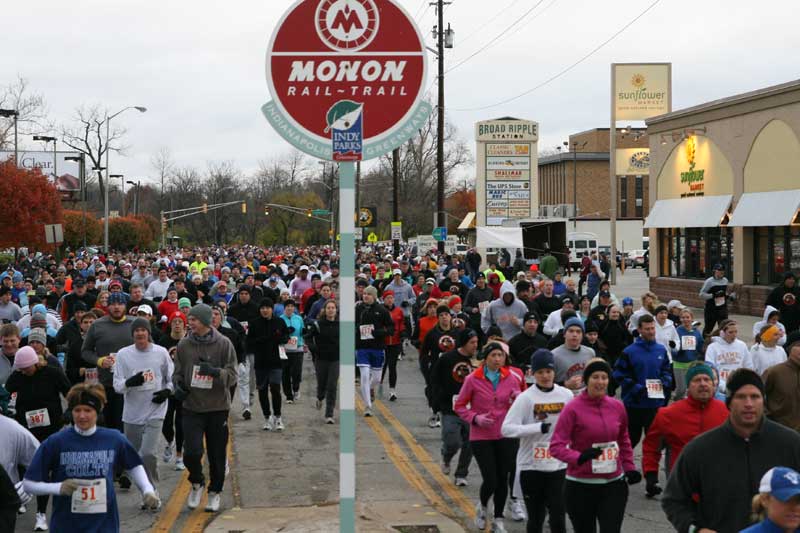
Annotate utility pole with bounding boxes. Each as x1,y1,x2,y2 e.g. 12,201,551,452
435,0,446,255
392,148,400,258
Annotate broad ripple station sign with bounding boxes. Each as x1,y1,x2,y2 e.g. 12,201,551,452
263,0,431,161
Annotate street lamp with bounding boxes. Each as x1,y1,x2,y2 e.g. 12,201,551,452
126,180,140,216
65,154,86,248
110,174,124,216
0,109,19,164
33,135,57,183
104,105,146,253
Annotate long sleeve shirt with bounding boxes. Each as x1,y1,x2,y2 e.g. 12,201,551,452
113,343,173,424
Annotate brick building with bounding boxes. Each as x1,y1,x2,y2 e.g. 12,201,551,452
538,128,650,221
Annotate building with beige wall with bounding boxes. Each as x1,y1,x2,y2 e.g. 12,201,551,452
645,79,800,314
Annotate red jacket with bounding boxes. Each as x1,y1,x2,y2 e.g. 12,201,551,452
641,396,728,474
385,304,405,346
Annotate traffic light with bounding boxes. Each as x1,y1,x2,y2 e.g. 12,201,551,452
241,202,247,214
202,203,208,214
264,206,270,216
306,209,312,218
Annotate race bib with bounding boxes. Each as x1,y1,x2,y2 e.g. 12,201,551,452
359,324,374,340
85,368,99,385
714,296,725,307
140,368,156,391
532,443,560,470
591,441,620,474
190,365,214,389
478,301,489,314
279,346,288,360
8,392,16,408
286,336,298,350
240,321,249,333
720,369,731,383
26,408,50,429
646,379,665,399
71,479,107,514
681,335,696,351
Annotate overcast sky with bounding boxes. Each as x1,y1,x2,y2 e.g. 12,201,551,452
2,0,798,187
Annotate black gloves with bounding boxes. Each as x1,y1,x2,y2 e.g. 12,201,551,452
198,362,221,377
668,340,676,349
625,470,642,485
173,384,190,402
644,472,662,497
125,371,145,387
287,326,295,333
540,422,551,434
152,389,171,404
401,301,409,308
577,447,603,465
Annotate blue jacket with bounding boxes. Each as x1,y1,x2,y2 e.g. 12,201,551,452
674,326,704,364
280,313,305,351
586,273,601,301
613,337,673,409
740,518,796,533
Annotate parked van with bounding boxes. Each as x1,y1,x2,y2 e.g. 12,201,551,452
568,232,599,268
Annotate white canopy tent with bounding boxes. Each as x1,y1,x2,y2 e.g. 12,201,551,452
476,226,524,249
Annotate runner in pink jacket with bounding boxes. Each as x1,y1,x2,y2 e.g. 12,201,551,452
549,358,641,533
455,342,523,532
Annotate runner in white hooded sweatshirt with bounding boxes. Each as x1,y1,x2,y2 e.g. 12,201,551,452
501,349,573,533
750,324,787,377
703,320,753,392
751,305,787,347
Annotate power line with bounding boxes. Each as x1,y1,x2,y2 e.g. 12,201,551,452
490,0,561,47
456,0,523,46
445,0,546,74
451,0,662,112
413,0,428,19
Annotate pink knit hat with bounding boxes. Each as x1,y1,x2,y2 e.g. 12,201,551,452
13,346,38,370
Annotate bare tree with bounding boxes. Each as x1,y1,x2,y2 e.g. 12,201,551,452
150,146,175,213
59,104,129,201
0,76,49,150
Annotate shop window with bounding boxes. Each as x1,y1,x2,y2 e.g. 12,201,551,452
619,176,627,218
659,226,730,280
754,226,800,286
635,176,643,218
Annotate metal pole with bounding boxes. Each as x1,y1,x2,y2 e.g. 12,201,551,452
392,148,400,258
104,117,110,254
610,64,618,285
121,179,126,217
81,154,86,249
53,140,57,183
13,113,18,165
160,210,166,249
337,161,356,533
436,0,446,255
573,144,577,229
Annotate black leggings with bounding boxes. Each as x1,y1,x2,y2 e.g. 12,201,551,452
381,344,401,388
565,478,628,533
471,438,516,518
703,307,728,336
626,407,658,449
507,438,519,497
520,469,566,533
162,397,184,453
282,353,303,399
259,383,282,418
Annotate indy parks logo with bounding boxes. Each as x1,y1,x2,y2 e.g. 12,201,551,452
327,100,363,161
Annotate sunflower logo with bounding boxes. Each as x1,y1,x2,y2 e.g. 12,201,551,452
631,73,646,88
686,136,696,171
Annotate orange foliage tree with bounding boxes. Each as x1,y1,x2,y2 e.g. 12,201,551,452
108,216,156,251
63,210,102,249
0,159,63,250
444,188,476,233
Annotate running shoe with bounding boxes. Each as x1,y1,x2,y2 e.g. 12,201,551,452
18,504,26,515
455,477,468,487
474,503,487,530
175,457,185,471
274,417,285,431
389,390,397,402
286,398,294,404
510,498,526,521
434,413,442,427
163,444,174,463
118,473,132,490
325,417,335,424
34,512,48,531
364,408,372,417
441,460,451,475
294,390,301,401
427,415,438,428
242,409,252,420
187,484,203,510
205,492,221,512
491,518,508,532
264,415,275,431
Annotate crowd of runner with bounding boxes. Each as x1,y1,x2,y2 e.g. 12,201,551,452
1,244,800,532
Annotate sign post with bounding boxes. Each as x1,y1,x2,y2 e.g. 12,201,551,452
263,1,430,530
432,226,447,242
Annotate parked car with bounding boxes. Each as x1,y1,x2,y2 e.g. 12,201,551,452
626,249,647,268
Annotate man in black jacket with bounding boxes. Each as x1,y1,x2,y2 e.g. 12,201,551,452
662,369,800,533
767,271,800,334
246,298,289,431
430,329,478,486
355,286,394,417
508,312,547,374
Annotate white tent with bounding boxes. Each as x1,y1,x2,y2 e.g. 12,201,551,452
476,226,524,249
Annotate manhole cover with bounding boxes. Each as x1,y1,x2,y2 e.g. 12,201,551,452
392,526,440,533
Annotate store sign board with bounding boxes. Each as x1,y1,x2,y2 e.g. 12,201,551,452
476,119,538,142
613,63,671,121
486,156,531,171
486,143,530,157
615,148,650,176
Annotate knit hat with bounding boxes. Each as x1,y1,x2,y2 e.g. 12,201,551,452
481,341,507,361
436,304,451,316
30,313,48,330
761,325,781,344
583,358,612,385
168,311,187,326
448,296,462,309
108,292,128,305
685,362,715,386
259,298,274,309
523,311,540,323
13,346,38,370
530,349,555,372
363,286,378,298
188,303,213,327
131,317,152,335
725,368,765,408
458,329,478,347
178,297,192,309
28,328,47,346
32,304,48,316
622,297,634,306
584,321,600,334
382,290,395,298
563,317,585,333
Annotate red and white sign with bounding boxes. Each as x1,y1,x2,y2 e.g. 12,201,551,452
266,0,428,145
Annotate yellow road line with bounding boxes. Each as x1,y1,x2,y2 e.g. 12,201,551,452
150,468,190,533
181,420,236,532
374,400,476,519
356,397,453,518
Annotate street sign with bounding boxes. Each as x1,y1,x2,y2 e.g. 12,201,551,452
262,0,432,161
367,232,378,243
44,224,63,244
357,207,376,227
354,227,363,240
432,226,447,242
391,221,402,241
312,209,331,216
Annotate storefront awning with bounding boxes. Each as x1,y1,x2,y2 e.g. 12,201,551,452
728,190,800,227
476,227,523,248
644,194,732,229
457,212,476,230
